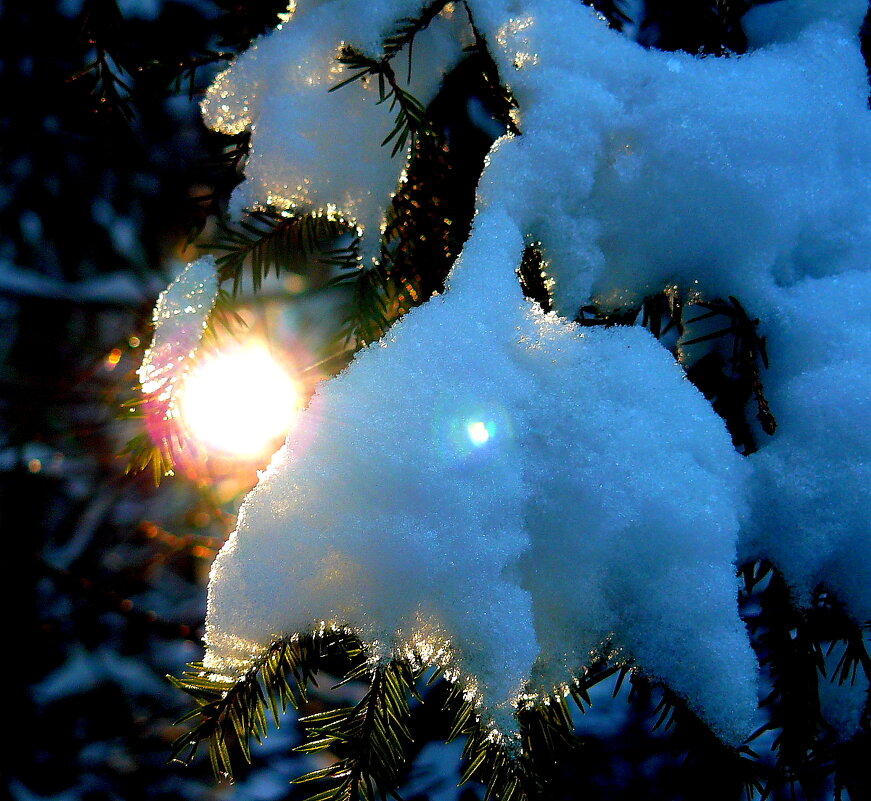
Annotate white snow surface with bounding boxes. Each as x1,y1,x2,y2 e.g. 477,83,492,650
138,256,218,401
201,0,470,264
206,208,757,742
740,271,871,621
183,0,871,745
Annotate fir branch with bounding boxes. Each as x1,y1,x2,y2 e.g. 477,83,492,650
578,288,683,336
326,0,454,90
579,287,776,454
332,47,435,157
329,261,393,347
121,208,357,478
625,673,769,801
461,726,529,801
516,246,552,312
133,49,235,103
577,302,643,328
739,565,856,797
569,657,631,713
443,684,528,801
382,82,430,157
201,288,249,346
828,627,871,686
638,0,753,55
167,628,790,799
807,590,871,686
448,691,582,801
294,658,420,801
119,394,188,485
167,50,233,99
168,633,333,780
460,0,520,136
203,210,358,297
739,558,775,595
211,0,300,53
71,0,136,121
446,651,653,801
206,133,251,175
183,135,252,246
682,295,776,436
381,0,455,64
641,287,684,339
119,428,177,486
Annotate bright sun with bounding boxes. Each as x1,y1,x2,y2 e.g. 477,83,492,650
178,345,299,458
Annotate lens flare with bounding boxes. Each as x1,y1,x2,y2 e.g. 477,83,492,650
178,345,299,458
467,420,493,446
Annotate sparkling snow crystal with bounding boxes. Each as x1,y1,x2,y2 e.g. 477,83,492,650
173,0,871,745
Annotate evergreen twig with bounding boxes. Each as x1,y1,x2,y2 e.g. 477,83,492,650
331,47,434,157
119,395,186,485
295,659,421,801
203,210,358,297
71,0,136,122
381,0,455,64
682,295,776,439
741,563,871,798
168,633,333,780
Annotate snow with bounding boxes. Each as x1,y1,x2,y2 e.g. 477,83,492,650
204,206,756,742
138,256,218,402
201,0,470,264
141,0,871,746
468,0,871,318
740,272,871,620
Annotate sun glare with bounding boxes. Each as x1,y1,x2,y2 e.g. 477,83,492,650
467,420,493,446
178,345,299,458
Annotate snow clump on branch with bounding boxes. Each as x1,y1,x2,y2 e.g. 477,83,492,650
162,0,871,744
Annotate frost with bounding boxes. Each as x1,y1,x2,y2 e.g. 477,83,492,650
187,0,871,746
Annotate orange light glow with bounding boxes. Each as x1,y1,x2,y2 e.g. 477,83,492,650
106,348,123,370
